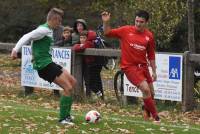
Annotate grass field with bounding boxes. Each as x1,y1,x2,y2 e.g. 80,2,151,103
0,87,200,134
0,53,200,134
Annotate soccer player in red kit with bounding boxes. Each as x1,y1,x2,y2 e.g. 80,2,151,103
102,10,160,124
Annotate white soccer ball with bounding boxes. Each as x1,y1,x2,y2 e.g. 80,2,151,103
85,110,101,123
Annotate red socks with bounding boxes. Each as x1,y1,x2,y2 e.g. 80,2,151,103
143,96,158,119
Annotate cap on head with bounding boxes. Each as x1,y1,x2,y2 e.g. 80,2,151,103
76,19,87,26
73,19,87,33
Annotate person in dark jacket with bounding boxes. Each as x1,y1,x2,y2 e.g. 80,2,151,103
53,26,73,97
54,26,73,47
53,25,64,43
72,30,104,100
72,19,87,45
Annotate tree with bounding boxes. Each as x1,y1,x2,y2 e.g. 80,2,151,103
187,0,195,53
0,0,48,42
169,0,199,52
90,0,186,50
0,0,95,42
0,0,187,51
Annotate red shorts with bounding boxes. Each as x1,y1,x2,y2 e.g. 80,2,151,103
122,65,153,86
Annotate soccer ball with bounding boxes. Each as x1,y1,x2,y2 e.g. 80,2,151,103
85,110,101,123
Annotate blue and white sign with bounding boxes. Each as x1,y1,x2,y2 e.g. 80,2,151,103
124,54,183,101
169,56,181,80
21,46,71,90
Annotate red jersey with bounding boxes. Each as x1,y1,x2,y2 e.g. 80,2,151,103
106,25,155,69
72,30,97,64
72,41,95,64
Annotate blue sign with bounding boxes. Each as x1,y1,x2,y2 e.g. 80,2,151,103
169,56,181,80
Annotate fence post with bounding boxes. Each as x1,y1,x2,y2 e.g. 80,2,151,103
182,51,195,111
71,51,84,101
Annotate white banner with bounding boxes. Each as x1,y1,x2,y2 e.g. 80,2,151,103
21,46,71,90
124,54,183,101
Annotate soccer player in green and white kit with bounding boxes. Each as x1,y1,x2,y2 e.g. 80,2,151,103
11,8,76,125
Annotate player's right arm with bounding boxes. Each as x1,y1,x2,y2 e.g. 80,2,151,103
101,11,125,39
101,11,111,35
11,26,50,59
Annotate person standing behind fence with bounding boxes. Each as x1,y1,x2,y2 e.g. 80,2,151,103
53,26,73,96
73,31,95,97
72,19,104,100
72,19,87,45
11,8,76,125
53,25,64,43
102,10,160,124
52,24,64,97
54,26,73,47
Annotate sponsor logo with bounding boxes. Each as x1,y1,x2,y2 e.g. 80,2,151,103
130,43,146,51
169,56,181,80
128,33,135,36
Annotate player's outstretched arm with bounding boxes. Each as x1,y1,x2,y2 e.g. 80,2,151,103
101,11,111,35
11,26,50,59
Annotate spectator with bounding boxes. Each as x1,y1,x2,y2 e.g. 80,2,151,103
73,30,104,100
72,19,87,45
54,26,73,47
53,25,64,43
53,26,73,97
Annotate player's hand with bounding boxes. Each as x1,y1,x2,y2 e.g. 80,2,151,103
11,49,18,60
101,11,111,22
152,71,157,81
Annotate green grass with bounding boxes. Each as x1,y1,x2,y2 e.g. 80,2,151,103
0,52,200,134
0,99,200,134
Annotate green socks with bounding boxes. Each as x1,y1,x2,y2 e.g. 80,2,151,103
59,96,73,120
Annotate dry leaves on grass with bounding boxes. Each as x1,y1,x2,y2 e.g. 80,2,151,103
117,128,133,134
1,53,200,132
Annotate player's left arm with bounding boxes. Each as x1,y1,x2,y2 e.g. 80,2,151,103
147,33,157,81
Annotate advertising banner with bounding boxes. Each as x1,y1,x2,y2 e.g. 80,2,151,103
21,46,71,90
124,54,183,101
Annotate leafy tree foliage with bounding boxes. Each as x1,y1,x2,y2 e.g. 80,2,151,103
90,0,186,50
0,0,48,42
1,0,198,53
169,0,200,52
0,0,93,42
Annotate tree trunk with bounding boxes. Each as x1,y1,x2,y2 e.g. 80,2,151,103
182,0,196,112
187,0,195,52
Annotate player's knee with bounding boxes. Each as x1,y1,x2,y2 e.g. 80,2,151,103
63,86,73,95
68,84,73,91
63,89,70,96
151,91,155,98
62,81,73,91
63,71,76,87
142,88,151,97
